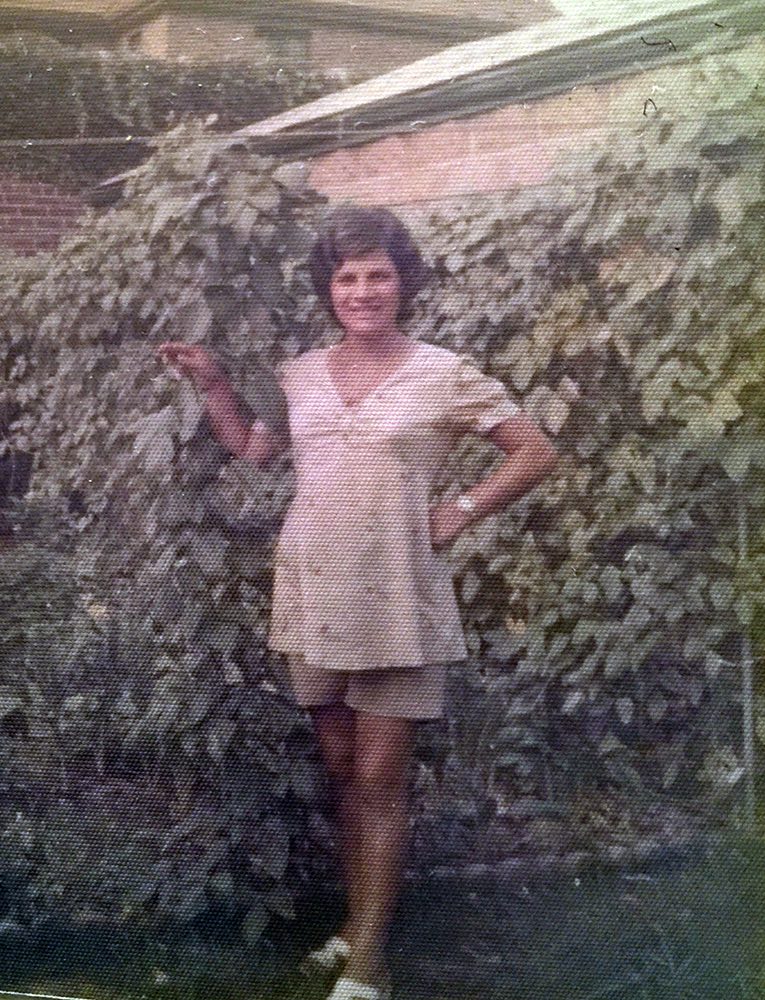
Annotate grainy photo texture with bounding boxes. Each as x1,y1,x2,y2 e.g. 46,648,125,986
0,3,764,999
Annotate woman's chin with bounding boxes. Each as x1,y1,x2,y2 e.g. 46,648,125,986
342,320,398,338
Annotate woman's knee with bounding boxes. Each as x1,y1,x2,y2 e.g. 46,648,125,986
325,745,354,784
311,705,355,783
352,715,414,802
353,756,409,805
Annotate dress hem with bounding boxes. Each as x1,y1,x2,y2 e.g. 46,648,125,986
267,641,468,672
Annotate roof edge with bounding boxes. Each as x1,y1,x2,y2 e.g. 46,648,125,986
91,0,764,195
236,0,759,147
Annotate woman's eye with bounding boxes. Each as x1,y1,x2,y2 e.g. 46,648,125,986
334,270,396,286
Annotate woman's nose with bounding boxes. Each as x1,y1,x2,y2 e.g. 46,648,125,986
350,290,376,305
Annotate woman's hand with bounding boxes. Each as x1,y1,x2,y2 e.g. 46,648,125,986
428,501,473,552
155,342,226,391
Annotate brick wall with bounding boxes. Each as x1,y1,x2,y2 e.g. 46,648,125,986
307,86,606,206
307,35,765,206
0,174,86,256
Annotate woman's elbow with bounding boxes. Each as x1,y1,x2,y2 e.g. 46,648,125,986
236,437,267,468
526,428,559,476
542,440,561,473
244,431,289,470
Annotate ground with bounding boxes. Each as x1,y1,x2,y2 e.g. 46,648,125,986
2,833,763,1000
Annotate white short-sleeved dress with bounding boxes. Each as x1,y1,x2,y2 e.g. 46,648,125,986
257,340,521,673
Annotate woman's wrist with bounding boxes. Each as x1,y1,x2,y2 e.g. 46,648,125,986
449,498,476,535
455,492,479,520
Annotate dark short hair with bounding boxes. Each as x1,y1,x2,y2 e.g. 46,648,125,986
307,203,430,323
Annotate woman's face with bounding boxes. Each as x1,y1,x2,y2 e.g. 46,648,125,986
329,249,402,339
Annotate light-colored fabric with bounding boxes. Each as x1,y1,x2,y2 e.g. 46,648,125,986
326,976,391,1000
281,653,450,719
301,934,351,971
266,340,521,672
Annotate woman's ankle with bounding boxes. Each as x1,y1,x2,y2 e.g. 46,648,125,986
343,943,389,984
338,920,356,946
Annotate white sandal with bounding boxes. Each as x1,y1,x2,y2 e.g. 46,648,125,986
325,975,392,1000
299,934,351,975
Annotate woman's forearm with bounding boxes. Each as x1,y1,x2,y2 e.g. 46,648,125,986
429,440,558,550
201,378,253,457
463,442,559,521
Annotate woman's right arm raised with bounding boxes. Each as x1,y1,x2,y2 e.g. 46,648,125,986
155,342,288,468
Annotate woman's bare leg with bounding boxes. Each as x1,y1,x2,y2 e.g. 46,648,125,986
309,704,364,942
342,711,416,985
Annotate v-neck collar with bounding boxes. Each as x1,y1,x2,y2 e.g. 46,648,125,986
322,341,425,409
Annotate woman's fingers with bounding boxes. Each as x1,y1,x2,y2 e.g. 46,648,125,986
156,340,182,354
156,343,203,371
160,345,192,364
156,341,195,356
156,344,224,389
156,343,184,366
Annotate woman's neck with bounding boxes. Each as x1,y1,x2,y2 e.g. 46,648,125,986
333,332,410,359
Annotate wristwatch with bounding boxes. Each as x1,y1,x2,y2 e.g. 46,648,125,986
455,493,478,518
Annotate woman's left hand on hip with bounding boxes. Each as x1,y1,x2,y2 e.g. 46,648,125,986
428,502,473,551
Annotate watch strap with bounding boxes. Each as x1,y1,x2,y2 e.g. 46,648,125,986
456,493,478,516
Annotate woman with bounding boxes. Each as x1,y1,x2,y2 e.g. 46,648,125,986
157,204,558,1000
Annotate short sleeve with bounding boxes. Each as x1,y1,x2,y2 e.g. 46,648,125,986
449,354,521,436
